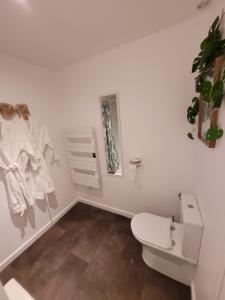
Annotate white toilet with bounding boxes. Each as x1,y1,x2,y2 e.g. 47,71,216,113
131,193,203,285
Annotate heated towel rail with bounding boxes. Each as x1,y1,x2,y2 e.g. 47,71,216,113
64,127,100,188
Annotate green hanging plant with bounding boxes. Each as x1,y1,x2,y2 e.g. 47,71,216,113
192,11,225,75
187,11,225,141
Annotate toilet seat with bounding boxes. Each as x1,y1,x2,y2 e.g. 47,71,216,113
131,213,172,250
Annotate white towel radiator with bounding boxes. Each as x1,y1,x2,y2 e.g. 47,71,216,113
64,127,100,188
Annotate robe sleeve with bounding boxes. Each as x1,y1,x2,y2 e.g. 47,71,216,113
21,125,40,171
41,125,59,163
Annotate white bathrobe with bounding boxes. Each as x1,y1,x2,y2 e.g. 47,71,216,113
0,117,38,215
25,122,58,200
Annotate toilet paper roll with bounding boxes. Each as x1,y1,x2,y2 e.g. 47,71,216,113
128,164,136,182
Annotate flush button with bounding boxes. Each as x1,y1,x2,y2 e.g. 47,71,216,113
187,204,194,209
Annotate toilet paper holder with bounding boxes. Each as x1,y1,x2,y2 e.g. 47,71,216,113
129,157,142,167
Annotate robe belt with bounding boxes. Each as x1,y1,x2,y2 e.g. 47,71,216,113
0,163,33,215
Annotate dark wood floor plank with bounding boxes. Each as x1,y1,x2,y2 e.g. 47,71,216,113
41,229,79,271
106,259,145,300
0,265,15,285
19,225,65,265
71,222,105,263
0,228,64,296
75,216,132,299
0,203,191,300
178,283,192,300
121,234,145,267
19,258,55,297
36,254,87,300
141,268,180,300
72,207,117,263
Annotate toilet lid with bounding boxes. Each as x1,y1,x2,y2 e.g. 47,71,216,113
131,213,172,249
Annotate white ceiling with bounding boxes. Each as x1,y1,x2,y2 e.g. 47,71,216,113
0,0,213,69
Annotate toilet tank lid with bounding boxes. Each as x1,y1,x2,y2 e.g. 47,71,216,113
131,213,172,250
180,194,203,227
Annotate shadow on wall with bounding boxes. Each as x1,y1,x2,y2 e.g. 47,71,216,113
3,177,36,238
47,192,58,210
0,174,54,239
36,199,48,213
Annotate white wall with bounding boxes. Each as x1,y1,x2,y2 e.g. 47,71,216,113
192,2,225,300
57,13,210,220
0,52,75,269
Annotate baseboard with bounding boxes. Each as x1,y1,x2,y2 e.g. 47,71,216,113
0,199,79,272
78,197,135,219
0,221,52,272
52,198,79,224
191,281,197,300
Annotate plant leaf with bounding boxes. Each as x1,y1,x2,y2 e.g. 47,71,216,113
200,37,209,50
187,132,194,140
202,80,212,103
192,57,200,73
187,97,199,124
205,127,223,141
195,76,204,93
209,16,220,35
192,97,199,103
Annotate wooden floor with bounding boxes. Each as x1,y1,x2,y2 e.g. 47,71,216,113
0,203,191,300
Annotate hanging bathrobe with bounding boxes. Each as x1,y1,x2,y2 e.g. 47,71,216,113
25,122,58,200
0,117,38,215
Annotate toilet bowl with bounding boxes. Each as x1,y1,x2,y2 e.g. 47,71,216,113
131,194,203,286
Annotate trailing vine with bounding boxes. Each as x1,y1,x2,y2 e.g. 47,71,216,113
187,11,225,141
